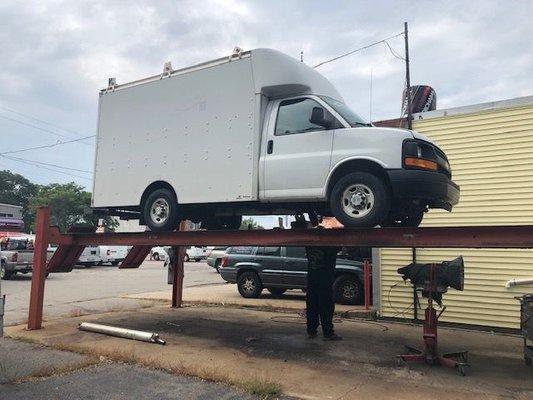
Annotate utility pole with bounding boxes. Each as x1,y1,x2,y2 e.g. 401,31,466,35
404,21,412,130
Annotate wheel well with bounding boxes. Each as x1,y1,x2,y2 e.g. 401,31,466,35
326,159,391,198
334,270,361,283
140,181,177,208
237,268,261,280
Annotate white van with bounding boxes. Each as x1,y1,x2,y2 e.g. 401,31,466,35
78,246,101,267
99,245,130,266
92,48,459,231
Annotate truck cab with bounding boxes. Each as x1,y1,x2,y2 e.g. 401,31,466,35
260,94,458,227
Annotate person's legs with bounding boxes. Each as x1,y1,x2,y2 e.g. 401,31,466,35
317,268,334,337
306,270,320,336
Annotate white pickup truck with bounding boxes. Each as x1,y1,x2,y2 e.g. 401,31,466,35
92,48,459,231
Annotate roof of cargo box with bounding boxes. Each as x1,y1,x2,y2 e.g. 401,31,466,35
250,48,343,100
101,48,343,101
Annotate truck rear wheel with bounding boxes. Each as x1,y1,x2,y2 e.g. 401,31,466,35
330,172,390,228
143,188,179,232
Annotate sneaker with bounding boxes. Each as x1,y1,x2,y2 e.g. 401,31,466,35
322,333,343,341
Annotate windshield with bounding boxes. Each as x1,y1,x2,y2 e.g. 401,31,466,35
6,239,28,251
320,96,371,127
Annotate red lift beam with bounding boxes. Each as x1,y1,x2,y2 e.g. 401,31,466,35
27,206,533,330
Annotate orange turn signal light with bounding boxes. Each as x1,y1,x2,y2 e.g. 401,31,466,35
404,157,438,171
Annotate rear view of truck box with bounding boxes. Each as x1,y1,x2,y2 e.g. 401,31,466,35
93,54,260,208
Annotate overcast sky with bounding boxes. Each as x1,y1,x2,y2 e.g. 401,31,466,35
1,0,532,192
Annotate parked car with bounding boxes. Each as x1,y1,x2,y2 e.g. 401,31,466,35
184,246,209,262
92,48,459,232
219,246,368,305
99,245,130,266
150,246,168,261
151,246,208,262
77,246,101,267
206,247,229,272
0,236,54,280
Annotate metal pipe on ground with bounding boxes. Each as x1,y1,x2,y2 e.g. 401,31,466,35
78,322,166,345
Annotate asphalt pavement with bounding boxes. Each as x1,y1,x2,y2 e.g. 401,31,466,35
1,260,223,326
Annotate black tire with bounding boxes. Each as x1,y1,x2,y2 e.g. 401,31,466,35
143,188,178,232
267,287,287,297
214,259,221,273
333,274,363,305
1,261,13,280
237,271,263,298
330,172,390,228
201,215,242,230
153,253,160,261
111,261,120,266
184,253,190,262
384,211,424,227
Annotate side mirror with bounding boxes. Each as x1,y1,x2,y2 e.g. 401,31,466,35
309,107,330,129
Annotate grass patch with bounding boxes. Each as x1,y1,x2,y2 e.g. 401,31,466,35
235,377,281,398
7,337,281,398
8,358,99,384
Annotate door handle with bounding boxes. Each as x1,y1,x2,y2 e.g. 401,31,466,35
267,140,274,154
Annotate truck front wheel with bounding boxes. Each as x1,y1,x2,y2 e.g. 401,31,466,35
330,172,390,228
143,188,179,232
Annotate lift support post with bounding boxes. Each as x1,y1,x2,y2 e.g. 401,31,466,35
28,206,533,330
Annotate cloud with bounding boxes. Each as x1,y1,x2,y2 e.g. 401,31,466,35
0,0,532,187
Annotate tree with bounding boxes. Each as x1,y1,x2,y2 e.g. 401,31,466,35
0,170,39,231
29,182,118,232
239,217,264,230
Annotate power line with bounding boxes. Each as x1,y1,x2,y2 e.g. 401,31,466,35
0,154,92,174
0,154,92,181
0,113,93,146
313,32,404,68
0,105,89,139
383,40,405,61
0,135,96,155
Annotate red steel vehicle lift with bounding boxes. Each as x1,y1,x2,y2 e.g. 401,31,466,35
28,206,533,330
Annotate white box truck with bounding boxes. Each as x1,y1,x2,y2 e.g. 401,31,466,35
92,48,459,231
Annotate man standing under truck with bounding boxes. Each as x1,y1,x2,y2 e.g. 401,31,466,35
292,216,342,340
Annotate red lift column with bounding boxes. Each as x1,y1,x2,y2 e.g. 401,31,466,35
27,207,51,330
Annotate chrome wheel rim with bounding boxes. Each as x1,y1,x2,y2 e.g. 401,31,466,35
242,277,256,293
150,198,170,225
342,184,374,218
342,282,357,300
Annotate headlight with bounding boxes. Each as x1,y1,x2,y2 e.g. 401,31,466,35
402,140,438,172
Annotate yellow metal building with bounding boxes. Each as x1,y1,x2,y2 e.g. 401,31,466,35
378,96,533,329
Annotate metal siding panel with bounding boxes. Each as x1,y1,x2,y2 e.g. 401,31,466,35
380,103,533,329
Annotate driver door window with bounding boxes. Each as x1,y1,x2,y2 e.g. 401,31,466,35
275,98,328,136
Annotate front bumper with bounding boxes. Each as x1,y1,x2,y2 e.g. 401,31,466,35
387,169,460,211
6,262,32,273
